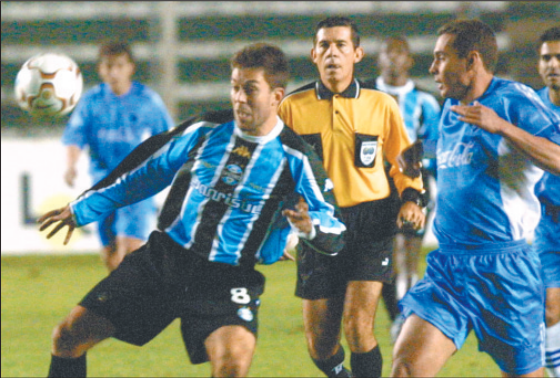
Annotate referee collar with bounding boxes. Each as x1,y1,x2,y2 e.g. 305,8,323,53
316,78,360,100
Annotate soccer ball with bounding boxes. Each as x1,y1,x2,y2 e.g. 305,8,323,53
14,53,83,117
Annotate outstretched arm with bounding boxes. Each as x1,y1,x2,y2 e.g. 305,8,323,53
451,102,560,175
37,205,76,245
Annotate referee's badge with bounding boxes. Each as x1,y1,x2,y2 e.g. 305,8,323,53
237,307,254,322
360,141,378,166
355,134,379,168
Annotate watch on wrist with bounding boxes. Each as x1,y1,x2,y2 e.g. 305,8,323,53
401,188,422,207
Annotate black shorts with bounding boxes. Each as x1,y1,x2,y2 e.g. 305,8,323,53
295,198,396,300
79,231,265,364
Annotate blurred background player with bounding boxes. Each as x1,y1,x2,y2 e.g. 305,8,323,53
61,41,174,271
392,19,560,378
279,16,425,378
365,36,441,342
534,26,560,378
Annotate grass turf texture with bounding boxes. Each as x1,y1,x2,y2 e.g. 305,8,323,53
2,250,496,377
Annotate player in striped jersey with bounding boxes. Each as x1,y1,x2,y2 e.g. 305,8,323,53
392,20,560,377
535,26,560,378
38,43,346,378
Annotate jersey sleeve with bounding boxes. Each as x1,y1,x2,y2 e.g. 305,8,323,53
70,124,209,227
288,141,346,256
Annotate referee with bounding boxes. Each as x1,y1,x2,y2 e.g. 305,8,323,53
279,16,424,378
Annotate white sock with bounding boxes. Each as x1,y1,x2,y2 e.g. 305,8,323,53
546,321,560,377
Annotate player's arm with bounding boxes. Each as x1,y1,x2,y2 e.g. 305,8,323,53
384,101,426,230
287,145,346,256
452,101,560,175
64,145,82,187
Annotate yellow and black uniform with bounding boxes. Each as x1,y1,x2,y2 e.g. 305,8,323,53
279,79,424,299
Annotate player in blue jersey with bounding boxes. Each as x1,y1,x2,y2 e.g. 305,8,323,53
61,42,174,271
391,20,560,378
38,43,346,378
535,26,560,378
365,36,441,342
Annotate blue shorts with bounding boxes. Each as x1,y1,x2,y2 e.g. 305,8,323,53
97,198,156,247
400,240,545,375
533,207,560,288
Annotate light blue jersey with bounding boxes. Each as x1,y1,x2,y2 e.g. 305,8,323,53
534,87,560,289
434,77,560,245
62,82,174,183
401,76,560,375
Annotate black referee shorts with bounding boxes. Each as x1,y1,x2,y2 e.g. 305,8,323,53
79,231,265,364
296,197,397,300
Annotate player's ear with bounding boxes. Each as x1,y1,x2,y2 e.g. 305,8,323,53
354,46,364,63
272,86,285,107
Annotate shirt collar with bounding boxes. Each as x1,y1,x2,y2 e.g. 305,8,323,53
316,78,360,100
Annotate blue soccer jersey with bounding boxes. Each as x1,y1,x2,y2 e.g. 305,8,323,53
62,82,174,182
70,116,346,267
434,77,560,245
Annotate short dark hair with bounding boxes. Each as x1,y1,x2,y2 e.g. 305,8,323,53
230,43,290,89
437,19,498,73
539,26,560,47
98,42,134,63
381,35,411,54
313,16,360,48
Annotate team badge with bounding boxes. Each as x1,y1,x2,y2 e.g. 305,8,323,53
237,307,254,322
222,164,243,185
360,141,378,166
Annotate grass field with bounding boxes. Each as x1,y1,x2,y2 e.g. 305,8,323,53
1,250,498,377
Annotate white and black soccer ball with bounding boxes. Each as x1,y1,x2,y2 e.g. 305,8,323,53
14,53,83,117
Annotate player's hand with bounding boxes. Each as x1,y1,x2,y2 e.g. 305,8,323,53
64,167,77,187
37,205,76,245
397,140,423,178
282,197,312,236
397,201,425,231
280,233,298,262
451,101,508,134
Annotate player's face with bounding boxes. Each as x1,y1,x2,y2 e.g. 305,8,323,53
378,39,413,84
538,41,560,91
312,26,364,91
98,53,135,96
429,33,472,101
230,67,284,136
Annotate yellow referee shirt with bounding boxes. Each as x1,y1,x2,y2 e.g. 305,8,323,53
279,79,423,208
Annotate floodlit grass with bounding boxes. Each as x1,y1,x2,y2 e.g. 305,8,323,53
2,250,497,377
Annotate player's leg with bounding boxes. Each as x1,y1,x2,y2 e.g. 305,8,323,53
545,287,560,377
391,314,457,377
303,298,344,359
96,212,119,271
343,280,384,377
112,199,155,270
48,306,115,378
205,325,256,378
533,210,560,377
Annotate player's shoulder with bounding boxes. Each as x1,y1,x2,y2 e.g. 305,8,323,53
358,80,399,104
282,82,316,102
279,122,312,154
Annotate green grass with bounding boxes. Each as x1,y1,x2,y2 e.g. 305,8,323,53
1,250,498,377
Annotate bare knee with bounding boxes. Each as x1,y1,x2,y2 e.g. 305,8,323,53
306,330,340,360
391,356,415,378
51,306,114,358
342,315,375,352
206,326,255,377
